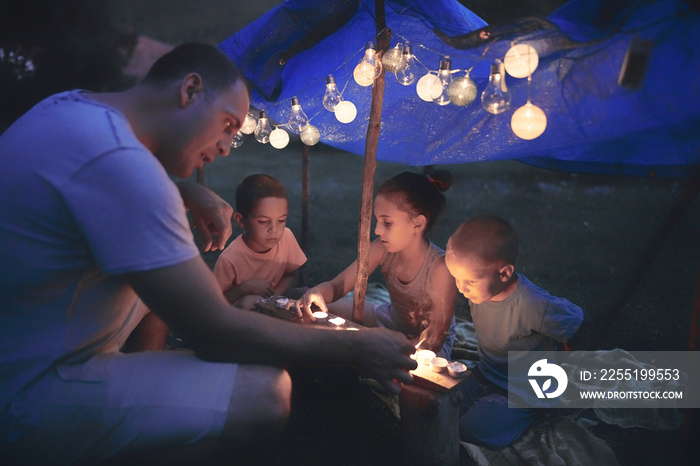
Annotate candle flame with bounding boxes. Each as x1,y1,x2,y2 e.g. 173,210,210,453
415,338,426,350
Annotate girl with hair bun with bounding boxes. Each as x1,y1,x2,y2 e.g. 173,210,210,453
293,170,458,357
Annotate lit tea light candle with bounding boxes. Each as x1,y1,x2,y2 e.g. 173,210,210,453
312,311,328,323
414,349,436,366
328,316,345,326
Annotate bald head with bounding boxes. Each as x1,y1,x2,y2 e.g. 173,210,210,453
448,215,518,267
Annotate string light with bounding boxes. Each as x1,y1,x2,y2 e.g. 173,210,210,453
504,43,539,79
511,101,546,139
254,110,272,143
416,72,441,102
481,59,511,114
433,56,452,106
353,42,382,87
335,100,357,123
511,74,546,139
395,42,418,86
288,97,309,132
300,124,321,145
382,43,403,73
322,75,342,112
447,71,477,107
269,127,290,149
240,112,257,134
230,131,244,148
251,32,551,148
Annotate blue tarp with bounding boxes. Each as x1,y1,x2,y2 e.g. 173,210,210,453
220,0,700,178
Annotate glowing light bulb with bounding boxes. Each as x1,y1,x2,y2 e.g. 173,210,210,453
335,100,357,123
447,72,477,107
416,73,442,102
288,97,308,132
254,110,272,144
395,42,418,86
481,59,511,114
433,56,452,106
269,127,290,149
382,43,403,73
504,43,539,79
300,124,320,146
322,75,342,112
353,42,382,87
511,101,547,140
240,112,257,134
230,131,244,149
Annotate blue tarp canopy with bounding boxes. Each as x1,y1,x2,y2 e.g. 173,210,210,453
220,0,700,178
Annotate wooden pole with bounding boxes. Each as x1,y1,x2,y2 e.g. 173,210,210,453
300,143,310,285
352,0,390,322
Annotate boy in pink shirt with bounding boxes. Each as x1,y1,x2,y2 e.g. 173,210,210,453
214,174,307,309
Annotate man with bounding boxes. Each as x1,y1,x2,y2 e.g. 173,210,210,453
0,43,416,465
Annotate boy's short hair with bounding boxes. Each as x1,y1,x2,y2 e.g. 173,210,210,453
142,42,251,99
235,174,288,217
449,214,518,266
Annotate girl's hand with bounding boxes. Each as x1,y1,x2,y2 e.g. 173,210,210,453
288,288,328,321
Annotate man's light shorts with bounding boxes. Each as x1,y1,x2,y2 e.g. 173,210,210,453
1,350,238,464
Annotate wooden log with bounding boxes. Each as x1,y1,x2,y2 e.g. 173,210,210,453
399,382,462,466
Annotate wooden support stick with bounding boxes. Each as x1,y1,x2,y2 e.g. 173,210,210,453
300,143,310,285
352,0,390,323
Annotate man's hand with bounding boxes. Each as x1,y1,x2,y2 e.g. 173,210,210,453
177,182,233,252
355,328,417,394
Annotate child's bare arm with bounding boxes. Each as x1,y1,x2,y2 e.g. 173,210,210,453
294,240,384,320
419,256,459,353
274,270,300,296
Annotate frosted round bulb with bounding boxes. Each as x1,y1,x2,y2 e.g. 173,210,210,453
416,74,442,102
447,75,477,106
511,102,547,140
300,124,320,146
353,61,377,87
269,128,290,149
240,113,257,134
335,100,357,123
382,44,403,73
230,131,244,149
504,44,539,78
